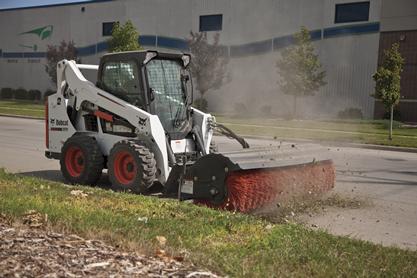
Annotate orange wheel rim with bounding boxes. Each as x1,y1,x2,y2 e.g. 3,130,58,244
113,151,137,185
65,146,85,177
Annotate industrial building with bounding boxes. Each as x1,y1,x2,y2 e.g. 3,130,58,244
0,0,416,121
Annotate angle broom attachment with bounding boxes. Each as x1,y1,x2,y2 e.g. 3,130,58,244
197,160,335,213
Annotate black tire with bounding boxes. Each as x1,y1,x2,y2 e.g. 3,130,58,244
60,135,104,185
108,140,156,194
209,140,218,153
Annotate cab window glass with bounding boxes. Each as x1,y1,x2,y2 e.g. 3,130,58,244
101,61,143,107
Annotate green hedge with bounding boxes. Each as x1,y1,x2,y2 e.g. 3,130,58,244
28,90,42,101
13,88,28,100
0,88,13,99
0,88,44,101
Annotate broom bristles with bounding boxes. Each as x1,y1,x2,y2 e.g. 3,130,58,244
196,161,335,212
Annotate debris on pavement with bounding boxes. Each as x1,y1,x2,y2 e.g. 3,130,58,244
0,219,220,277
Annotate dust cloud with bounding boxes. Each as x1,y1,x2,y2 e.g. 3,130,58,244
204,36,377,122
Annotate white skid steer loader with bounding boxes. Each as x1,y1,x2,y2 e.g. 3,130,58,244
45,50,335,212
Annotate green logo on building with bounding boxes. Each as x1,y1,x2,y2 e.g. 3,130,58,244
20,25,53,40
19,25,53,51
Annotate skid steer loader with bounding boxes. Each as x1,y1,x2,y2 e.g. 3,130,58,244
45,50,335,212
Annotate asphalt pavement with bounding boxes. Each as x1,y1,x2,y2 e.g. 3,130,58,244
0,116,416,250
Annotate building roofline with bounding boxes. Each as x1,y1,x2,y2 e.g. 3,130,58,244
0,0,113,12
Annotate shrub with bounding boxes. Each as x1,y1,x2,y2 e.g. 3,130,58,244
188,32,229,106
46,40,80,84
0,88,14,99
43,89,56,101
13,88,29,100
28,90,42,101
193,97,208,112
338,108,363,120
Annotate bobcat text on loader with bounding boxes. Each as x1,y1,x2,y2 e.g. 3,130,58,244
45,50,335,212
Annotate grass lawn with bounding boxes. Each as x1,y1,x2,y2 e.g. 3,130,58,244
1,100,416,148
1,169,416,277
0,100,44,118
216,116,417,148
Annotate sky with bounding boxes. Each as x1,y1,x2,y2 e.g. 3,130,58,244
0,0,96,10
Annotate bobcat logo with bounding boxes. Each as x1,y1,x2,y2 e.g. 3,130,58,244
138,117,148,126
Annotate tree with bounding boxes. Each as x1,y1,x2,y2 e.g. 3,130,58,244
107,20,141,52
372,43,404,140
188,32,229,111
276,26,326,118
45,40,79,85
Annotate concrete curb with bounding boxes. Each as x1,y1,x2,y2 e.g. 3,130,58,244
341,142,417,154
230,134,417,154
2,114,416,153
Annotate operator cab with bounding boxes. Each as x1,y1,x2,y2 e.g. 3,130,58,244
97,50,193,139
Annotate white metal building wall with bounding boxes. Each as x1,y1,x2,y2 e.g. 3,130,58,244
0,0,382,118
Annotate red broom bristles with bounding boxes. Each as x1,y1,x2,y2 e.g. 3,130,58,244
196,160,335,213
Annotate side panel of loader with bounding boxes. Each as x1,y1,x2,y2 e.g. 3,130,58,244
46,93,76,154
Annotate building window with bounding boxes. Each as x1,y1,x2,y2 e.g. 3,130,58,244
199,14,223,32
102,22,115,36
335,2,370,24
